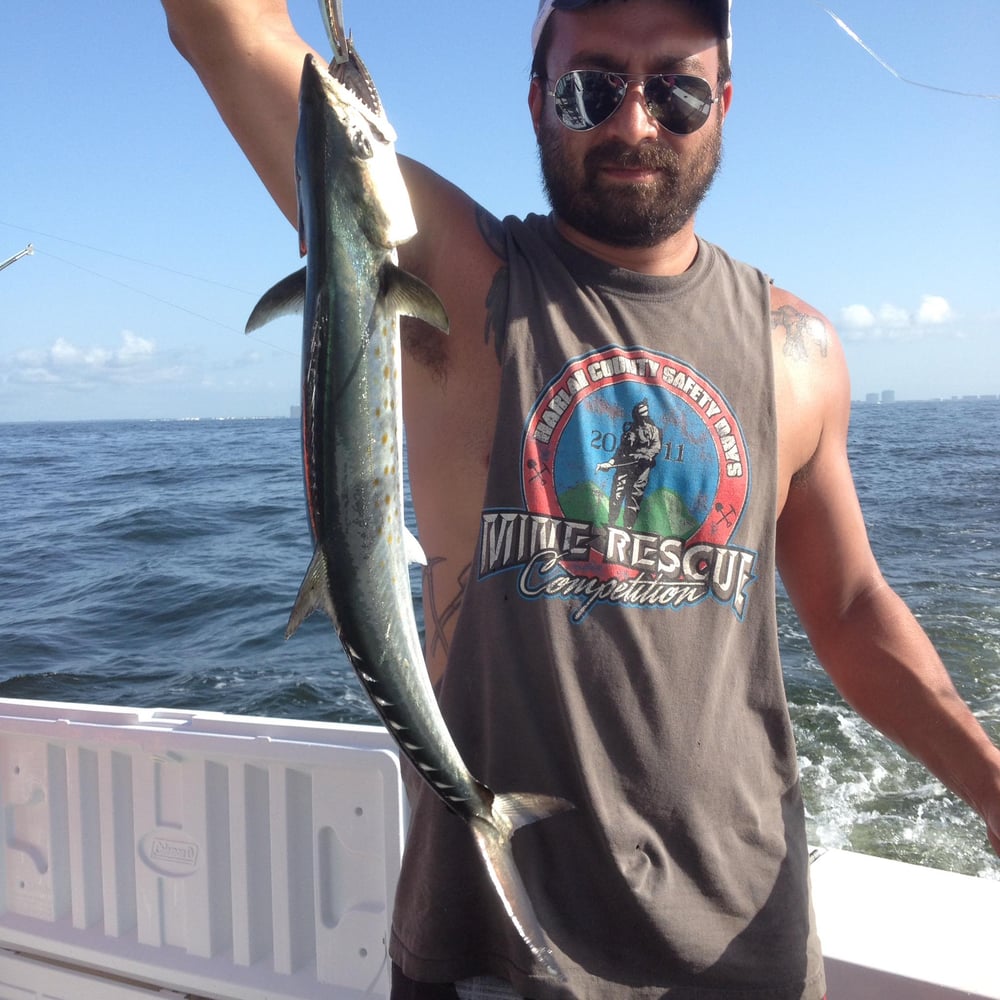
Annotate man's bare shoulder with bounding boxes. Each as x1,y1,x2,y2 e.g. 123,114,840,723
770,285,851,511
770,287,833,370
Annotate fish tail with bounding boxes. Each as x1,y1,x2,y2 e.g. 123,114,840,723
470,792,573,981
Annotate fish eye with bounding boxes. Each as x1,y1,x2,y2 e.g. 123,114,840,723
351,128,373,159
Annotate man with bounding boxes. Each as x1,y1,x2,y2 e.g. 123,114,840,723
597,400,663,530
162,1,1000,997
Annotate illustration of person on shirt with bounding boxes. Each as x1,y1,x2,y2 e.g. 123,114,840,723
596,399,663,529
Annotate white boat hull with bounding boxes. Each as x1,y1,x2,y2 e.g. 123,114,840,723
0,698,995,999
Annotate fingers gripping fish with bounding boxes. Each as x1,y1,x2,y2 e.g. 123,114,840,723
245,2,572,981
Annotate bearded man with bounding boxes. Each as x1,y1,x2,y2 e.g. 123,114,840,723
162,2,1000,997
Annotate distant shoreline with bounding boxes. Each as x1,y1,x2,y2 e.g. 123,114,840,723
3,396,999,426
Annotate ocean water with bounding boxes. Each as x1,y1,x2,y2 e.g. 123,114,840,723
1,401,998,880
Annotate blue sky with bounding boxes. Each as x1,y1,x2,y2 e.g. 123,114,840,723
2,1,998,422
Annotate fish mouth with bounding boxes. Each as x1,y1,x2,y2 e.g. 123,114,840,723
300,50,397,149
332,45,384,124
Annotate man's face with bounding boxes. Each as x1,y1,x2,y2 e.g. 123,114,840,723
531,0,731,250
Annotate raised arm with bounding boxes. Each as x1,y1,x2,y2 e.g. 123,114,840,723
161,1,500,295
773,289,1000,856
162,0,318,225
162,1,513,679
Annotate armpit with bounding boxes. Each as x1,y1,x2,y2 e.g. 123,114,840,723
789,457,814,491
401,315,449,381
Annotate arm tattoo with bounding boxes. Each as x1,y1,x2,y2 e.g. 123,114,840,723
477,205,510,367
476,204,507,260
422,557,470,661
772,304,829,362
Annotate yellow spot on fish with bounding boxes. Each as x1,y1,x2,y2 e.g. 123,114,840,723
381,433,389,445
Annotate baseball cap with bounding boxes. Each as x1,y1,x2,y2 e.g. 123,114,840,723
531,0,733,63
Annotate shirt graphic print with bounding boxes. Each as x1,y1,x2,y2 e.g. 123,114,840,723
479,345,758,623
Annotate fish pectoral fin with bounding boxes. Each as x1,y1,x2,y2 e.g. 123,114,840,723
384,263,449,334
246,267,308,333
285,546,335,639
404,527,427,566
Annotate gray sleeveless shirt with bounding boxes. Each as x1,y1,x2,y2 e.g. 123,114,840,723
390,215,825,999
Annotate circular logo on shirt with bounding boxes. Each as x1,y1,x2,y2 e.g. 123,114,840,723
476,346,757,621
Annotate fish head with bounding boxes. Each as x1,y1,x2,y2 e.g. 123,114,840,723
297,52,417,251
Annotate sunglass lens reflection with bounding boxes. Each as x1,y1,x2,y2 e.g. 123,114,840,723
553,72,714,134
554,72,625,130
645,76,714,134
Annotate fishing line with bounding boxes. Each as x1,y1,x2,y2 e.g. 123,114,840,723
5,232,297,359
34,246,252,334
815,4,1000,100
0,219,256,295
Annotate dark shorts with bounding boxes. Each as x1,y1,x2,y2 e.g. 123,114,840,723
391,964,826,1000
391,965,526,999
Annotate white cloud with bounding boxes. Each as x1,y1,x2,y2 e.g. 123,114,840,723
916,295,955,325
841,304,876,330
118,330,156,360
6,331,184,389
876,303,911,329
840,296,961,342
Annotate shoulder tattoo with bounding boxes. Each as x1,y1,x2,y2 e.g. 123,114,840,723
772,304,830,362
477,205,510,367
476,204,507,261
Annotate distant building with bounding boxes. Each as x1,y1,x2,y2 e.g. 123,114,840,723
881,390,896,404
865,393,879,404
289,405,302,420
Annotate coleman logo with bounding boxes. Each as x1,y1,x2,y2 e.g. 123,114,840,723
151,837,198,865
139,829,201,877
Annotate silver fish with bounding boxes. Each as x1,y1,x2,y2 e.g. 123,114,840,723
245,12,571,980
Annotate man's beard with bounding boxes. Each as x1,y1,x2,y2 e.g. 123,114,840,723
537,119,723,249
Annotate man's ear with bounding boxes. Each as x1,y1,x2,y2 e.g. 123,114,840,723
529,76,546,138
719,79,734,121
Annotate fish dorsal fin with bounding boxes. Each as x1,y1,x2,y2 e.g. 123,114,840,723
245,268,308,333
384,263,449,334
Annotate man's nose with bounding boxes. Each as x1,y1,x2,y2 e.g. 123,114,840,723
605,80,661,142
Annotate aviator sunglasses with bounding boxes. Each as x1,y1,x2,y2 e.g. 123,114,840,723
547,70,721,135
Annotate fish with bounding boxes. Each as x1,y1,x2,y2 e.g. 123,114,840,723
245,2,572,980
